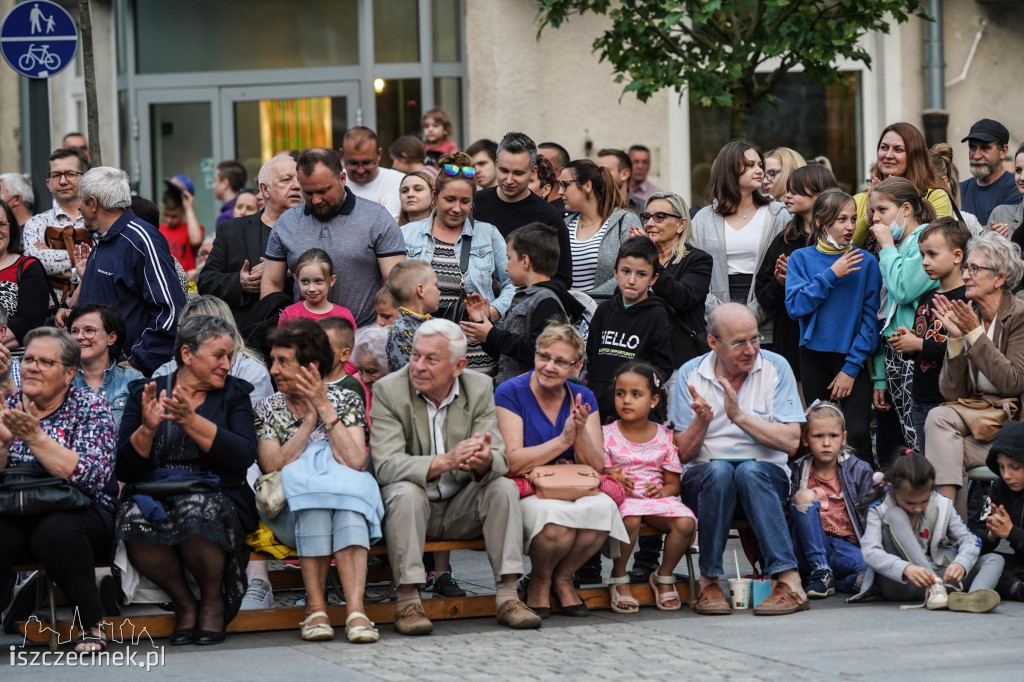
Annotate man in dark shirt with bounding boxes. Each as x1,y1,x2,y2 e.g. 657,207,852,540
960,119,1019,225
474,132,572,288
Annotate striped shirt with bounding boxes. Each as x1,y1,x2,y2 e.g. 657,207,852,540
568,214,611,292
430,236,495,375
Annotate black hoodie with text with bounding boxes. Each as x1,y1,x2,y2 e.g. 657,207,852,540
586,291,675,419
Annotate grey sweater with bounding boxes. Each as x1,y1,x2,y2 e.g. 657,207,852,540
690,200,790,342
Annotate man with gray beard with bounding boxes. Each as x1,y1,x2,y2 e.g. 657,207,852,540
959,119,1019,225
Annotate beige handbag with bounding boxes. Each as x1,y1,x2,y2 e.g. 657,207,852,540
526,464,600,501
944,395,1020,443
254,471,286,519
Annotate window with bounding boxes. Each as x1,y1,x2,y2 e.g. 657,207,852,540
689,72,862,203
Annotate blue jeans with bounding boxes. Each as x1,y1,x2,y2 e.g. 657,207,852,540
790,499,865,593
909,400,941,454
682,460,797,578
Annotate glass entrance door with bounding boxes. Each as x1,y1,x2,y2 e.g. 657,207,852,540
220,82,361,189
136,82,360,232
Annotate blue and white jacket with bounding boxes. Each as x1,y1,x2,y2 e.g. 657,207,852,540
77,209,185,376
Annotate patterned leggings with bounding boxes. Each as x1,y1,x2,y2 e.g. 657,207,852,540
884,342,917,450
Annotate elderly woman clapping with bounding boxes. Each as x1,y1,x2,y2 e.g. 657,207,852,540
0,328,117,652
494,323,628,617
116,315,257,646
255,319,383,643
925,232,1024,516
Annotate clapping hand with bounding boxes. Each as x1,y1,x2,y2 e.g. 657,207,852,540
773,253,788,285
464,293,490,323
716,376,742,421
160,386,197,427
3,400,43,444
239,258,265,295
457,432,493,473
688,385,713,424
887,326,923,354
987,503,1013,539
932,294,980,339
559,393,590,447
293,364,330,414
139,382,166,431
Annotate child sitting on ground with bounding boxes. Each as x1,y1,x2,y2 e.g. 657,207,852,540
384,260,440,372
981,422,1024,601
789,401,875,597
586,236,674,421
460,222,583,384
374,285,399,327
603,362,696,613
278,248,357,327
887,217,969,452
317,316,366,406
851,452,1003,612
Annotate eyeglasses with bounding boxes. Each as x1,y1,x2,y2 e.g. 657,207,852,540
535,351,579,370
441,164,476,179
0,221,9,231
765,169,782,179
558,180,576,192
344,159,378,170
22,355,66,370
47,170,83,182
640,211,682,224
961,264,995,276
714,334,764,350
70,326,102,338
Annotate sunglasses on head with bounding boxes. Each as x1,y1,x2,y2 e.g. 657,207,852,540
442,164,476,179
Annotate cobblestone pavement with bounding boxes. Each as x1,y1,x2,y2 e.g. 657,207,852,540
4,541,1023,681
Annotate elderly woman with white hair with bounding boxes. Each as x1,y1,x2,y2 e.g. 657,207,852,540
643,192,713,372
925,232,1024,517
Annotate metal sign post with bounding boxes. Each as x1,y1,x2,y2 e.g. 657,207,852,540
0,0,80,208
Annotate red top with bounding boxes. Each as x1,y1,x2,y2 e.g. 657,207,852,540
159,222,200,271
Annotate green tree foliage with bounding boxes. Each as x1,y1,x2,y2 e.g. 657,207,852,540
536,0,928,138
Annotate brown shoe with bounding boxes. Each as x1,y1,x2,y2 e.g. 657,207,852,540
394,602,433,635
496,599,542,630
694,581,732,615
753,583,809,616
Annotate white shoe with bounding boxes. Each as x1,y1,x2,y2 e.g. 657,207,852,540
925,581,948,610
240,578,274,610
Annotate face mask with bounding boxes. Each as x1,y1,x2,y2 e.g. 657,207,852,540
889,207,908,242
823,229,844,250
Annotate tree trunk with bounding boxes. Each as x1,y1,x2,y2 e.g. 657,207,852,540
79,0,101,166
729,90,755,140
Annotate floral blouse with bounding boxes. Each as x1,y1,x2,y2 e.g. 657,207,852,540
254,385,366,446
4,386,117,512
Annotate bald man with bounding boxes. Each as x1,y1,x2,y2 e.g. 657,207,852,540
669,303,808,616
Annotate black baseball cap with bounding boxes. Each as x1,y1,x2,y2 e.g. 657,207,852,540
962,119,1009,146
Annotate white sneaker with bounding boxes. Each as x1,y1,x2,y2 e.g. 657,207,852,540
925,581,948,610
240,578,274,610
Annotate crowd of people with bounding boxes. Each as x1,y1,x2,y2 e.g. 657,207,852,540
3,112,1024,653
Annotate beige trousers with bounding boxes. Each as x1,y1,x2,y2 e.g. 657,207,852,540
381,478,524,585
924,404,990,517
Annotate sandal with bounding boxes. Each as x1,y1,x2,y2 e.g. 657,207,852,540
299,611,334,641
650,572,681,611
74,624,108,653
606,576,639,614
344,611,379,643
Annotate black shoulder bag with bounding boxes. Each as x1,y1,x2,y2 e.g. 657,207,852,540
439,233,474,323
0,462,91,516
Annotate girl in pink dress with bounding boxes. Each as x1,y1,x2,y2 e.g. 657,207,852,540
602,362,696,613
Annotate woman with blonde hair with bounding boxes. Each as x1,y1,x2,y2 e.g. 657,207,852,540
763,147,806,201
643,192,712,370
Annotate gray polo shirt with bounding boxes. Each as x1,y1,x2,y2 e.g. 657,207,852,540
265,190,405,326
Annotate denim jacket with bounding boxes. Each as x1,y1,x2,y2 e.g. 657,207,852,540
400,214,515,316
72,362,145,429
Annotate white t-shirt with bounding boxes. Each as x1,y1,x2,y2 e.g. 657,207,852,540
975,321,999,394
347,167,404,220
724,206,768,275
569,214,611,291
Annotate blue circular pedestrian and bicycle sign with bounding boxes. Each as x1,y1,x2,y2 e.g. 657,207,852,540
0,1,78,79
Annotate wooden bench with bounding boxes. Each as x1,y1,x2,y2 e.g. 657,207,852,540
19,528,699,643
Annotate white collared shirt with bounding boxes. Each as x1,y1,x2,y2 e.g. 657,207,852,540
419,379,462,500
668,349,805,471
